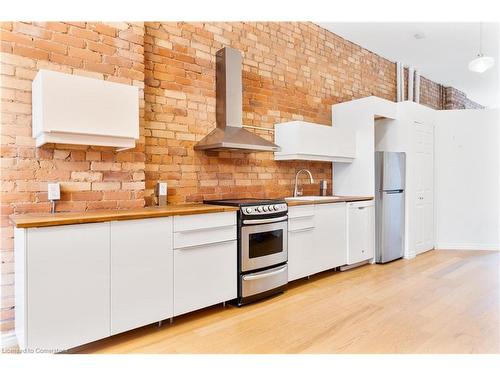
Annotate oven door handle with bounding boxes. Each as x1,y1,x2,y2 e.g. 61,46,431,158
242,265,288,281
242,215,288,225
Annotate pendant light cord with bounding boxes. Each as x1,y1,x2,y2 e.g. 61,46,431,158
479,22,483,56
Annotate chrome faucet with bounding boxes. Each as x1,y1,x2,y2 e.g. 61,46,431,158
293,169,314,197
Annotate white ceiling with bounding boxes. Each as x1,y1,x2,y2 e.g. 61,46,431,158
318,22,499,108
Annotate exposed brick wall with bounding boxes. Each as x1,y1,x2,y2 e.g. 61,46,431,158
419,75,444,110
0,22,146,334
0,21,486,336
143,22,396,204
444,86,485,109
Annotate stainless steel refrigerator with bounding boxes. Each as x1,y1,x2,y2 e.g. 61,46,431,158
375,151,406,263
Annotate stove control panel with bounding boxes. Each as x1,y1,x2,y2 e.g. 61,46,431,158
242,203,288,216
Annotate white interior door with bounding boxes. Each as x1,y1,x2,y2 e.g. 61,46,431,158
415,121,434,254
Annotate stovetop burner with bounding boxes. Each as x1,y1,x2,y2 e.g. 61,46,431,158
204,198,285,206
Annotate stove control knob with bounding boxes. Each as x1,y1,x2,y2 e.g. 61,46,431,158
274,205,280,211
262,205,268,212
267,205,273,211
257,206,263,213
245,207,253,214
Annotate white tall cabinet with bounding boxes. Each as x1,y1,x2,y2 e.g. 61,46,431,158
373,102,436,258
413,121,434,254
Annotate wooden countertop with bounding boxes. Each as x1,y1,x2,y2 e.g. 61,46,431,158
10,204,239,228
10,196,373,228
285,196,373,206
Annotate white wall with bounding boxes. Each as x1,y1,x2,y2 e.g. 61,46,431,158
332,96,397,196
435,109,500,250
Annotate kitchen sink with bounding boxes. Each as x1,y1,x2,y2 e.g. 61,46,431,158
285,196,339,201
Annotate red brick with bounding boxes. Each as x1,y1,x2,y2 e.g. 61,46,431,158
49,52,82,68
84,61,116,75
0,30,34,47
52,33,86,48
118,29,143,45
88,23,116,37
69,26,99,41
12,45,49,60
13,23,52,39
34,22,69,33
34,39,67,54
68,46,101,62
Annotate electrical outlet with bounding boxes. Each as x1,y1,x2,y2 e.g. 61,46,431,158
158,182,167,196
48,183,60,201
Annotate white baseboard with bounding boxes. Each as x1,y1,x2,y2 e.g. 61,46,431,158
435,243,500,251
1,330,18,350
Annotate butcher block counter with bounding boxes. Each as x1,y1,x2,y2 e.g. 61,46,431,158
10,203,239,228
285,196,373,207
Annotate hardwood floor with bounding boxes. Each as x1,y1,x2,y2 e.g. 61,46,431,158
73,250,500,354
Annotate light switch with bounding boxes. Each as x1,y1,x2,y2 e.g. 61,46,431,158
48,183,61,201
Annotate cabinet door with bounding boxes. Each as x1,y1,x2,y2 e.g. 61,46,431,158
414,121,434,254
111,218,173,335
288,227,315,281
348,203,374,264
26,223,110,351
174,240,237,316
314,203,347,272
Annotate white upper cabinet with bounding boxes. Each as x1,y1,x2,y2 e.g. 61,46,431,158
32,69,139,149
274,121,356,162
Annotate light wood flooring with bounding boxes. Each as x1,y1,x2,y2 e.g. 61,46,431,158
73,250,500,354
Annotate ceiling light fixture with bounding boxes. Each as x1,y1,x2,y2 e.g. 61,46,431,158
469,23,495,73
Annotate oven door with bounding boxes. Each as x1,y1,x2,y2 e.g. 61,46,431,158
241,217,288,272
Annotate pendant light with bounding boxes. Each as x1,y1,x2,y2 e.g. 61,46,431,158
468,22,495,73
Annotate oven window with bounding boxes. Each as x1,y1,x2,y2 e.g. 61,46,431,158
249,229,283,258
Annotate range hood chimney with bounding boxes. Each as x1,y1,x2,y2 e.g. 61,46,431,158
194,47,280,152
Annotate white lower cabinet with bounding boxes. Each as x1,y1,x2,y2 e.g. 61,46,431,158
288,227,315,281
288,201,374,280
173,240,237,316
18,223,110,351
314,203,347,273
288,206,315,281
173,212,237,316
15,210,238,351
288,203,347,281
110,218,173,335
347,201,375,264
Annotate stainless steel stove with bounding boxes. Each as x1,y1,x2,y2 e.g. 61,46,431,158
204,198,288,305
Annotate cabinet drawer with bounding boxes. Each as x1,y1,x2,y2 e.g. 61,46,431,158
347,200,374,209
173,212,236,232
288,205,315,218
173,224,236,249
288,215,315,232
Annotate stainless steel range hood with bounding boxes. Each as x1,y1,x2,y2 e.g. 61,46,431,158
194,47,280,152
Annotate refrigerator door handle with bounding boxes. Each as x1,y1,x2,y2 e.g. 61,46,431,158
383,189,404,194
